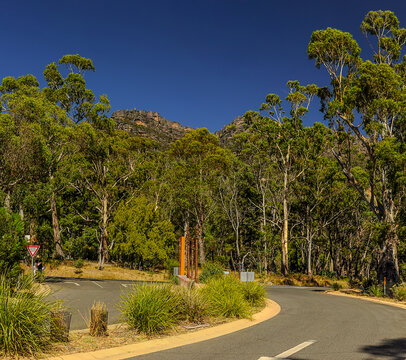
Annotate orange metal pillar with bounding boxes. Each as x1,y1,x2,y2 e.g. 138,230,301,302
180,236,185,276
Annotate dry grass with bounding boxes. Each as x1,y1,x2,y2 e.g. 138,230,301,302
21,261,168,282
258,273,349,288
7,318,229,359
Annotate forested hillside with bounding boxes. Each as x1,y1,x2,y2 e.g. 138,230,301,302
1,11,405,284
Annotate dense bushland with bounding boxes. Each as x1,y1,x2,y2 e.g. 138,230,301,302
0,10,406,286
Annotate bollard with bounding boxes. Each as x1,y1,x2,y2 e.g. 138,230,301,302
89,302,108,336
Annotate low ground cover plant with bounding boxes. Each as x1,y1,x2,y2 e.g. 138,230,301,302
0,274,63,356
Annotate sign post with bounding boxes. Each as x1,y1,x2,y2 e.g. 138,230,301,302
27,245,40,276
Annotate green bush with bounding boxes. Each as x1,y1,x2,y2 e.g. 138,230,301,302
199,262,224,283
361,278,377,292
120,284,181,335
73,258,84,269
392,285,406,301
331,282,343,291
242,282,266,307
368,285,383,297
177,287,208,323
0,274,62,356
202,276,250,318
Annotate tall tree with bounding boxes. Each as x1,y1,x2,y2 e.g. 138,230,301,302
308,10,406,283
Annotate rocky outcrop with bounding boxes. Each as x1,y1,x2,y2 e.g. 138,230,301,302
112,109,192,145
215,116,247,146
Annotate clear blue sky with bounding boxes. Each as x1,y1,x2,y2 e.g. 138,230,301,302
1,1,405,132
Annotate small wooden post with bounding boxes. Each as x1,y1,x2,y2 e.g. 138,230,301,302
191,235,194,280
180,236,185,275
195,226,199,283
187,227,191,278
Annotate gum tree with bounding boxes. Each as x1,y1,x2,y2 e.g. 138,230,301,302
308,10,406,283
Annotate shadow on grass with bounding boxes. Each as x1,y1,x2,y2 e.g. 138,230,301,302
360,338,406,359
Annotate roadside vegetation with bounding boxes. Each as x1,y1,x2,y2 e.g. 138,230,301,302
0,274,64,357
120,276,267,335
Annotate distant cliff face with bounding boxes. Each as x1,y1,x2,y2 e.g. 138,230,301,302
215,116,246,146
112,109,193,145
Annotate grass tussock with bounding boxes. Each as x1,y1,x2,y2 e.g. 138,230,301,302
120,284,180,335
242,281,267,308
177,287,209,323
0,274,63,357
202,276,251,319
120,276,267,335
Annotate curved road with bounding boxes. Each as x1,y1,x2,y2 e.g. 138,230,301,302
125,286,406,360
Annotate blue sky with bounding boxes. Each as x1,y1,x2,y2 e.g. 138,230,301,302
1,1,405,132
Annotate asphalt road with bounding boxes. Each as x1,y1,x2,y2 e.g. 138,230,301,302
126,286,406,360
47,277,150,330
48,281,406,359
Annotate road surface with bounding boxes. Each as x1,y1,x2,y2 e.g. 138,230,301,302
127,286,406,360
48,280,406,359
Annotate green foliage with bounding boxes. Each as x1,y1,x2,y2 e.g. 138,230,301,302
73,259,84,269
392,285,406,301
242,282,266,307
177,287,209,323
0,274,62,356
110,196,176,269
331,282,343,291
120,284,181,335
361,278,377,292
202,276,250,318
199,262,224,283
368,285,383,297
0,208,25,279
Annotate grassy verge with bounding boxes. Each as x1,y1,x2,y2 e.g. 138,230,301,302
327,282,406,305
21,261,168,282
258,272,349,288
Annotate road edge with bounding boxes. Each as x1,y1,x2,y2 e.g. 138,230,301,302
326,290,406,310
46,298,281,360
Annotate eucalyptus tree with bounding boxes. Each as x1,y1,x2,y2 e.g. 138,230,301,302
244,81,319,275
307,10,406,282
168,128,229,264
43,54,112,130
68,125,149,269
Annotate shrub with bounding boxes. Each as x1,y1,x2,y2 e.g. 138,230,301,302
177,287,208,323
361,278,376,292
392,286,406,301
368,285,383,297
202,276,250,318
199,262,224,283
242,282,266,307
348,278,360,289
120,284,180,335
73,258,84,269
331,282,343,291
0,274,63,356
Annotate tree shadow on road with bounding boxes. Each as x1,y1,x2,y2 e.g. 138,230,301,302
360,338,406,359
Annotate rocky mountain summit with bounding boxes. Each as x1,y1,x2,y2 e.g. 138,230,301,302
112,109,193,145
